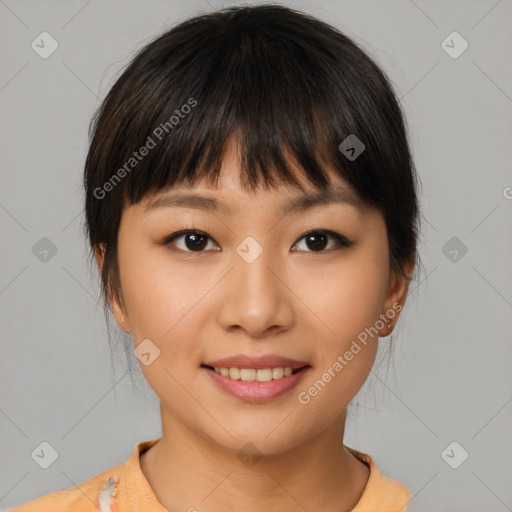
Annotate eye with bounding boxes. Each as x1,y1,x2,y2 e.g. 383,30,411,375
163,229,353,253
163,229,220,253
292,230,354,252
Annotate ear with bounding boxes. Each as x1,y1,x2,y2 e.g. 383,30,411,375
380,256,415,336
94,244,131,333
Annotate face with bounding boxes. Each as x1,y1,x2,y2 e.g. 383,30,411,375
96,138,412,455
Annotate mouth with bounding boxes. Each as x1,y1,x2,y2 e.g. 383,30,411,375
200,364,310,381
200,363,311,402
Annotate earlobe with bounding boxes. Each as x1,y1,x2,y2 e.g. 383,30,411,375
94,244,105,273
94,244,131,333
381,257,415,336
111,300,131,333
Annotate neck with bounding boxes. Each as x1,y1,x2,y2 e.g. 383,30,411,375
140,405,369,512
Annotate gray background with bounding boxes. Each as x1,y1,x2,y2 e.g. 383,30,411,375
1,0,511,510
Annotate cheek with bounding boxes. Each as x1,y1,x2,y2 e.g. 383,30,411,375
117,250,207,397
293,253,387,348
118,243,192,331
290,253,387,407
117,243,217,370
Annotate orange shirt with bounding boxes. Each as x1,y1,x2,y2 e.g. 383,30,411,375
8,437,410,512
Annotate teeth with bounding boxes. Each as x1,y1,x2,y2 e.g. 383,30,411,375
273,367,284,379
229,367,240,379
211,366,299,381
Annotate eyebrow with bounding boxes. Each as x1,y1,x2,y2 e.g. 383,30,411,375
143,188,363,216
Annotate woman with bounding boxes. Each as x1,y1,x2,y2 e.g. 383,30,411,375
10,3,421,511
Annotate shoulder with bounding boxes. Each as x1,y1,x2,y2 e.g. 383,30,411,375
6,462,125,512
347,446,411,512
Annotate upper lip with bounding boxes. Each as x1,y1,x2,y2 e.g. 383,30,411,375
202,354,310,369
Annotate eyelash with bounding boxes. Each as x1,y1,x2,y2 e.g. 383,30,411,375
162,228,354,253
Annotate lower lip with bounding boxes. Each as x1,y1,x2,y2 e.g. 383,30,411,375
202,366,311,402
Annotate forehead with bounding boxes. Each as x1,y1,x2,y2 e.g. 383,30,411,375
141,137,366,216
141,167,366,222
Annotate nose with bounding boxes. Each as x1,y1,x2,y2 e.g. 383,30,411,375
215,247,295,338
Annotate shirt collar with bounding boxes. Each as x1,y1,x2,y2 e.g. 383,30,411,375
115,436,167,512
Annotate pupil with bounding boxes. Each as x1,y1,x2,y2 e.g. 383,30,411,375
307,234,327,251
187,233,207,251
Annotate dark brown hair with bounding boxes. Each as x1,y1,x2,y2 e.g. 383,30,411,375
83,4,423,379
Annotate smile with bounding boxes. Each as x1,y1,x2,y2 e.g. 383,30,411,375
206,365,302,381
201,364,311,402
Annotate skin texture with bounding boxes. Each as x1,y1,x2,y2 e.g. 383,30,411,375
95,137,414,512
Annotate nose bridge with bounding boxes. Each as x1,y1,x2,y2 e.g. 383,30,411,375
216,235,293,335
235,238,277,297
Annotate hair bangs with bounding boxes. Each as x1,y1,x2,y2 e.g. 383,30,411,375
116,16,360,207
